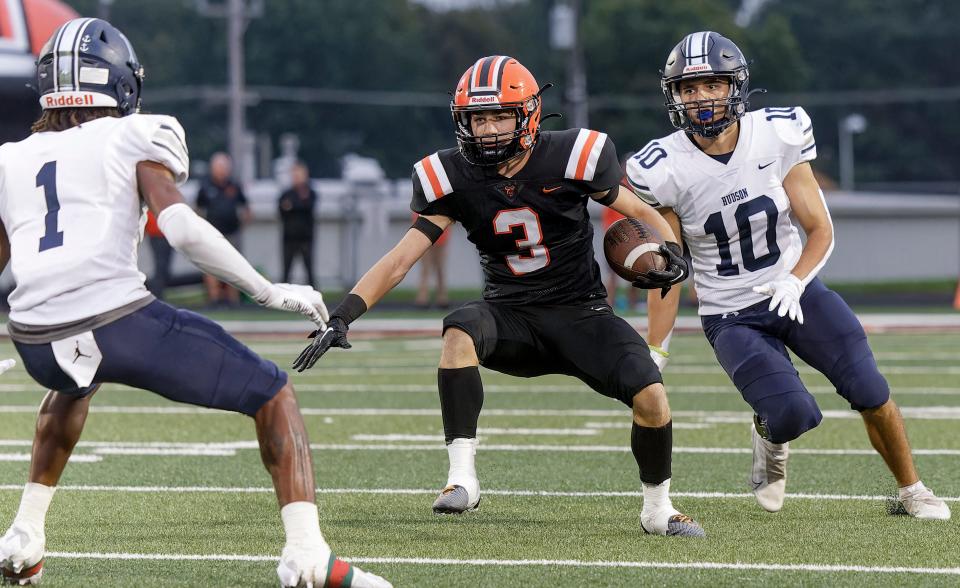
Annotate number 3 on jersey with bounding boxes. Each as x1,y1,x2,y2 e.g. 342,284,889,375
37,160,64,252
493,207,550,275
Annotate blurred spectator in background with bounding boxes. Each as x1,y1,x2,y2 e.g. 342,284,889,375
144,210,172,300
278,161,318,287
413,213,449,309
196,152,250,306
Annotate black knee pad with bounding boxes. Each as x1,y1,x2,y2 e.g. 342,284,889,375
442,302,498,362
755,390,822,444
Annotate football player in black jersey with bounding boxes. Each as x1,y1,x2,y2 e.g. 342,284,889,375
294,56,703,536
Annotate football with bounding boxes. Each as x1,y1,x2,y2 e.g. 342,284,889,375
603,218,666,283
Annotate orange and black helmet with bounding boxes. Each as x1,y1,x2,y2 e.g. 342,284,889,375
451,56,543,166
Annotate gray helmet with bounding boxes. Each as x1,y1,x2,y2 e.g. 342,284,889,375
661,31,751,137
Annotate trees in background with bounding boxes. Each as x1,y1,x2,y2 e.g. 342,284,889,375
61,0,960,188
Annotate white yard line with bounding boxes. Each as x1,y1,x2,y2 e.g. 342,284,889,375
298,443,960,455
351,428,601,441
2,485,957,503
0,439,955,456
0,453,101,463
35,551,960,575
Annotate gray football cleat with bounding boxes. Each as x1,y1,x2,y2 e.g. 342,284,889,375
431,485,480,515
641,508,706,537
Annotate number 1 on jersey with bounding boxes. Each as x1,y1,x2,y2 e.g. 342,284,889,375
494,207,550,275
37,161,63,252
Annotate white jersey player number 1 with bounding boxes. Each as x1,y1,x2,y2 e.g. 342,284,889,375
37,161,64,252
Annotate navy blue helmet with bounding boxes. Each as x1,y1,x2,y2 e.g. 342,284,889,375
661,31,752,137
36,18,144,115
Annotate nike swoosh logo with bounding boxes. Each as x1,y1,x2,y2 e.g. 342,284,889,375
758,161,775,170
750,479,764,491
590,306,607,312
541,185,562,193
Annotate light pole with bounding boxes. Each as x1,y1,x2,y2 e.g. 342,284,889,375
98,0,113,20
197,0,263,184
550,0,588,128
838,113,867,191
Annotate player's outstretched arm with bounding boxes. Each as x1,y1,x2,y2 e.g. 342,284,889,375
137,162,329,325
782,162,834,284
752,163,834,324
646,209,683,371
292,215,452,371
601,184,688,293
0,220,16,374
603,184,679,244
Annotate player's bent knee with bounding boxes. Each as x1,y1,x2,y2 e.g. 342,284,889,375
756,391,822,444
439,327,479,368
840,364,891,412
631,383,670,427
441,302,496,366
611,352,663,408
253,381,298,419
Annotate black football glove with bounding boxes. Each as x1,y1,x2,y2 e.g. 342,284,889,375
631,242,689,296
292,317,352,372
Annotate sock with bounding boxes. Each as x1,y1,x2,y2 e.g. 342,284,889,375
899,480,926,500
14,483,55,529
632,421,673,485
446,437,478,484
438,367,484,443
642,477,673,510
280,501,327,550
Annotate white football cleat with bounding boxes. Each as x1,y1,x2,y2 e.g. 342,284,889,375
897,487,951,521
0,522,44,586
750,421,788,513
277,544,392,588
640,506,705,537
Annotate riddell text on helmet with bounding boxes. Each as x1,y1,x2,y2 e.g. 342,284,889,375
45,94,97,107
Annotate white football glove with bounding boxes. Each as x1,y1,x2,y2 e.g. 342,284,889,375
0,359,15,376
753,274,805,324
255,284,329,327
649,345,669,371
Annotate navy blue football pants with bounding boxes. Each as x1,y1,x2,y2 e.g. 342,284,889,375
701,279,890,444
15,300,287,416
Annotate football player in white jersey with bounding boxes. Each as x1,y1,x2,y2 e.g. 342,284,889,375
0,19,390,587
626,31,949,520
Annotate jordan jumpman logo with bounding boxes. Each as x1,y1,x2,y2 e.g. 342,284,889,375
73,341,92,364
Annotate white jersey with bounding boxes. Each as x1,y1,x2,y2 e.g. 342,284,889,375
0,114,189,325
625,107,817,315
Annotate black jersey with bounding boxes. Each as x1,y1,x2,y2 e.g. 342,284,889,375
411,129,621,305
